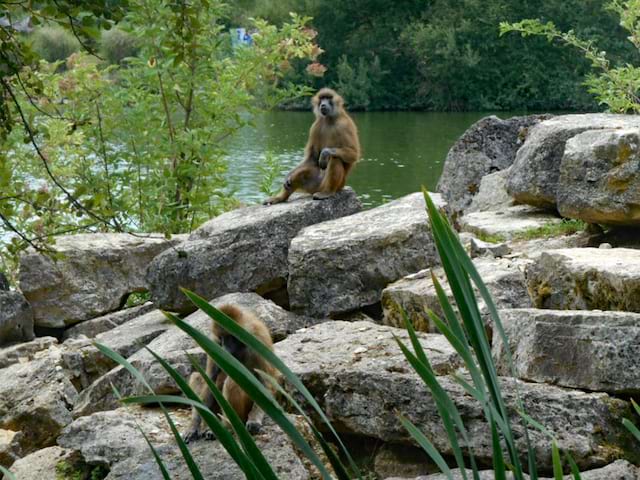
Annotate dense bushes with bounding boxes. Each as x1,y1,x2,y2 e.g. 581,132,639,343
31,25,80,63
100,27,139,65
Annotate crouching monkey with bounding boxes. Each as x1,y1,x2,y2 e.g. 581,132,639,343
183,304,277,442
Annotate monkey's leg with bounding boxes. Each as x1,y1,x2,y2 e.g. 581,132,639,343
184,364,222,442
222,378,253,427
263,164,322,205
313,158,345,200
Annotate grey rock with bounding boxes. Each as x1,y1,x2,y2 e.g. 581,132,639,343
494,308,640,394
276,322,637,471
437,114,549,215
288,193,444,318
525,248,640,311
63,302,155,340
390,460,640,480
58,409,174,466
19,233,185,328
104,413,310,480
0,336,57,369
557,128,640,226
382,257,530,333
6,446,79,480
460,205,562,241
466,167,516,213
507,114,640,209
61,309,171,390
599,242,613,249
373,444,432,479
147,188,362,313
0,291,34,346
0,349,78,454
469,237,511,258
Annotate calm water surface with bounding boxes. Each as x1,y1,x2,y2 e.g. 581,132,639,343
225,111,521,208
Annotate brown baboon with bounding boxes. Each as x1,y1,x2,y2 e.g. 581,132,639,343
263,88,361,204
183,304,277,442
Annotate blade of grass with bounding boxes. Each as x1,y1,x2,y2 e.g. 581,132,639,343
623,418,640,443
552,441,563,480
144,346,257,476
566,454,582,480
491,421,506,480
256,370,352,480
188,354,276,480
399,414,452,478
95,342,205,480
162,310,336,480
180,289,363,478
0,466,16,480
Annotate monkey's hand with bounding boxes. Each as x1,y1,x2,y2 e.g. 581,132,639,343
184,427,201,443
318,148,336,169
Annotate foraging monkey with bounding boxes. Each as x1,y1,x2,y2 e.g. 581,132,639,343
263,88,361,204
183,304,277,442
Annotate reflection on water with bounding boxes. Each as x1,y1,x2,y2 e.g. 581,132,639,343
225,110,522,208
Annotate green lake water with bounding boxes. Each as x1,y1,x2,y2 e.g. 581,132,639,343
225,110,522,208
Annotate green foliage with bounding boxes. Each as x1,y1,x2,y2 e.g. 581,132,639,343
0,1,321,272
501,0,640,112
511,219,586,241
31,25,81,63
335,55,386,110
100,26,140,65
257,151,284,197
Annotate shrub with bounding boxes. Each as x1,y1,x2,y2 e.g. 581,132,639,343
100,27,139,65
31,25,80,63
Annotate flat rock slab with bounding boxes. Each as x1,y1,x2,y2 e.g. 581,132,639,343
146,188,361,313
507,113,640,209
19,233,184,328
0,349,78,455
288,193,444,318
0,336,57,369
437,115,548,215
558,128,640,226
73,293,311,416
63,302,155,340
276,322,637,471
389,460,640,479
0,291,34,346
459,205,562,241
526,248,640,311
382,257,531,333
494,308,640,394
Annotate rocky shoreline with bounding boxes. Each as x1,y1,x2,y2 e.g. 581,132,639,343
1,113,640,479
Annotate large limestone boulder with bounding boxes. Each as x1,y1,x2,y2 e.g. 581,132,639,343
382,257,531,333
557,128,640,226
0,349,78,454
494,309,640,394
437,115,549,215
526,248,640,311
288,193,444,318
0,429,21,468
0,291,34,345
19,234,185,328
6,446,82,480
73,292,311,416
506,114,640,209
459,205,562,241
276,321,637,471
146,189,361,313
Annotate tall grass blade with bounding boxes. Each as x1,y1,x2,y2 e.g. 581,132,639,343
188,355,276,480
0,466,16,480
162,310,335,480
94,342,205,480
552,441,563,480
144,347,256,476
180,289,363,478
623,418,640,443
491,421,506,480
399,415,452,478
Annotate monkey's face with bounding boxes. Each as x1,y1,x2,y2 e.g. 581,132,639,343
313,88,343,118
319,96,333,117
